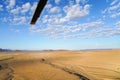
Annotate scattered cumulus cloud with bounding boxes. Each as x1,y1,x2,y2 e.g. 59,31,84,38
102,0,120,18
21,2,31,14
109,2,120,11
29,20,104,39
55,0,60,4
43,0,91,24
1,0,120,39
30,2,37,14
110,0,118,6
29,18,120,39
49,6,61,13
12,16,27,25
0,4,3,11
60,4,90,23
45,4,52,9
10,6,21,14
10,2,37,15
80,21,103,31
2,2,38,25
116,21,120,26
10,2,31,14
6,0,16,9
78,0,89,4
110,12,120,18
27,0,120,38
76,0,80,4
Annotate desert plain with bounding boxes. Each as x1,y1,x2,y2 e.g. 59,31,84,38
0,49,120,80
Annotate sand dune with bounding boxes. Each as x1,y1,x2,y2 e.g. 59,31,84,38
0,50,120,80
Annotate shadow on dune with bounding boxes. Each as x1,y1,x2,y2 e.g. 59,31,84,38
0,57,14,80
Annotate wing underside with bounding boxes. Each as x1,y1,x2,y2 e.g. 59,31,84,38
30,0,48,24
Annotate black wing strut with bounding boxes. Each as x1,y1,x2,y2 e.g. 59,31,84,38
30,0,48,24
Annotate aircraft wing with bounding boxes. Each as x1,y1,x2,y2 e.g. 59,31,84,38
30,0,48,24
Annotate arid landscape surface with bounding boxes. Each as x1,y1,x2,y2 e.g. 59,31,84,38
0,49,120,80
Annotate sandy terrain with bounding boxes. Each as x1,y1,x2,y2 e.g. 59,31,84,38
0,50,120,80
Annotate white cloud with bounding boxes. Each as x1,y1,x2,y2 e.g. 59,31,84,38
0,5,3,11
29,20,103,39
6,0,16,9
3,0,91,26
76,0,80,4
12,16,27,25
43,0,90,24
29,16,119,39
41,1,91,25
55,0,60,4
110,12,120,18
2,16,29,25
42,15,49,23
115,21,120,29
10,2,32,14
6,2,39,25
42,14,62,24
79,0,89,4
109,2,120,11
110,0,119,6
21,2,31,13
10,2,37,15
91,22,120,37
81,21,103,31
30,2,37,14
10,7,21,14
116,21,120,26
60,4,90,23
1,0,120,39
101,8,107,14
49,6,61,13
45,4,52,9
104,2,120,12
102,1,120,18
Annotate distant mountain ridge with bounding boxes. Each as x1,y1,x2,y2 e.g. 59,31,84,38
0,48,12,52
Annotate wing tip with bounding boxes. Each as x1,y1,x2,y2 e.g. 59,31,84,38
30,22,35,25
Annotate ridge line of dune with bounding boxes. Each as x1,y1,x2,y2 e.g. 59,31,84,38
40,59,90,80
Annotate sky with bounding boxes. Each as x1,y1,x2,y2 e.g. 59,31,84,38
0,0,120,50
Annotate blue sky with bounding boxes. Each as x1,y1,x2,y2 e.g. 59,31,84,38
0,0,120,50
